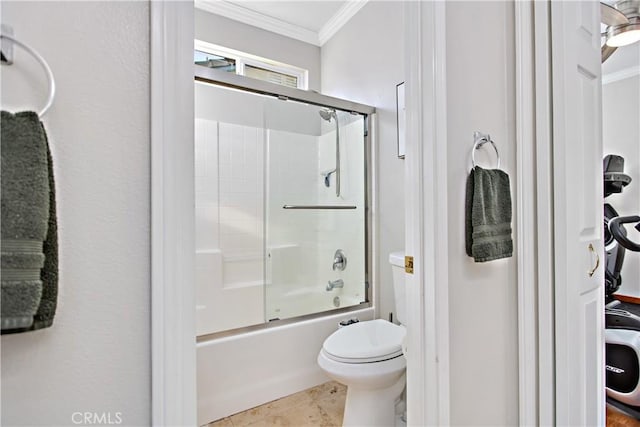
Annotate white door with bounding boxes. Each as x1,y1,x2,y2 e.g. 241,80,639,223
550,1,604,425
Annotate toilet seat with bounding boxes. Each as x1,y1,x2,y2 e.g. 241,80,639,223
322,319,406,364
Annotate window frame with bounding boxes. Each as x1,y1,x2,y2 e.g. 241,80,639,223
194,39,309,90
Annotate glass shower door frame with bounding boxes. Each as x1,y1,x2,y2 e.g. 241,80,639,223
194,65,376,339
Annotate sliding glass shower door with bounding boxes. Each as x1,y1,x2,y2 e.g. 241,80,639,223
264,99,367,321
195,77,369,337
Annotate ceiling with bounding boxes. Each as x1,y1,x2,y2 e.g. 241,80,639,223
230,1,345,33
195,0,369,46
196,0,638,78
603,43,640,79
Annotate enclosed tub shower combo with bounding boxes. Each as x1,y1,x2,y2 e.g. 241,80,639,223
193,62,377,423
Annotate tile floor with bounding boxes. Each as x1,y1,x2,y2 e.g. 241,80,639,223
208,381,347,427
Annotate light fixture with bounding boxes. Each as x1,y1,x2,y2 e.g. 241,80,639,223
606,17,640,47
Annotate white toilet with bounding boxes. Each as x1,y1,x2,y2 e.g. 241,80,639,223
317,251,407,427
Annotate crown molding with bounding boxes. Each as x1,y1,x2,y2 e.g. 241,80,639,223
602,65,640,84
195,0,321,46
195,0,369,47
319,0,369,45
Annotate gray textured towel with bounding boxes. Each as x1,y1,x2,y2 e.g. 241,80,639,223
1,111,58,333
465,166,513,262
30,142,58,331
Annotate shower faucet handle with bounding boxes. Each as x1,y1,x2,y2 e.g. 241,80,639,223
332,249,347,271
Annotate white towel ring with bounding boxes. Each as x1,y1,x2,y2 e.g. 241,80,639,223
1,33,55,118
472,131,500,170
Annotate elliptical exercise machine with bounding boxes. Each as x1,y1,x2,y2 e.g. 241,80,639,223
603,155,640,417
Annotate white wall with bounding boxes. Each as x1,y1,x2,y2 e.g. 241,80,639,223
445,2,519,425
321,1,405,322
195,8,321,91
603,75,640,297
0,2,150,425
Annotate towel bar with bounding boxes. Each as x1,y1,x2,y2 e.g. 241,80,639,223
0,26,56,118
472,131,500,169
283,205,357,210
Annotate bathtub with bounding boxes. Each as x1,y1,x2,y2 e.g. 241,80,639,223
196,305,374,425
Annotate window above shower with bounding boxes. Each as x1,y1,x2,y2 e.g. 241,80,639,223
194,39,308,90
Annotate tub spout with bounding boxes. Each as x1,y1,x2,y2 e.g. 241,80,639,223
326,279,344,291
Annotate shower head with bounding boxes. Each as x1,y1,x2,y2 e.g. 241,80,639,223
319,108,336,122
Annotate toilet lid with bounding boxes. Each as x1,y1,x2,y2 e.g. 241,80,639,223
322,319,406,363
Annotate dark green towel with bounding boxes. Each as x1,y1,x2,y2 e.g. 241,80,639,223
465,166,513,262
1,111,58,333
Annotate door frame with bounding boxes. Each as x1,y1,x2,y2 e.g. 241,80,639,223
150,2,196,425
517,1,605,424
515,1,537,424
404,2,451,425
150,1,449,425
514,1,556,425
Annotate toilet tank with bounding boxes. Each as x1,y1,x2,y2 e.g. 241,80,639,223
389,251,406,325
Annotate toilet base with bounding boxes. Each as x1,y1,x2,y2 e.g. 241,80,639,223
342,373,406,427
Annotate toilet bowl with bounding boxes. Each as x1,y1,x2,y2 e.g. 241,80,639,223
317,319,406,426
317,251,407,427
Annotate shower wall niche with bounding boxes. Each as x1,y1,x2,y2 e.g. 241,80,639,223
195,79,369,336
